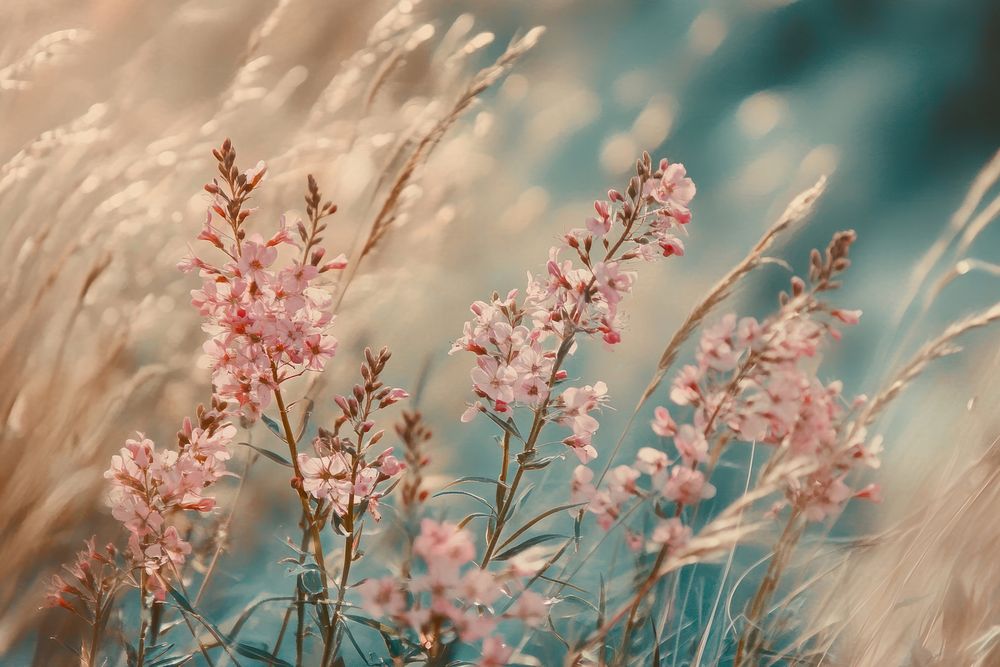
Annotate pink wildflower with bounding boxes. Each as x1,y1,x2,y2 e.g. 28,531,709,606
651,406,677,437
662,466,716,505
479,637,514,667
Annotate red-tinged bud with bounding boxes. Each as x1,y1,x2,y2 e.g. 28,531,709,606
319,253,348,272
853,483,882,503
334,395,351,414
361,420,375,433
291,476,304,491
831,309,862,325
608,189,623,202
791,276,806,296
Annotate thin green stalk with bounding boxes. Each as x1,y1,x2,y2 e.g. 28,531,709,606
137,571,148,666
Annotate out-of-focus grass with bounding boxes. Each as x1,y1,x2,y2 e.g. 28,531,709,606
0,0,547,654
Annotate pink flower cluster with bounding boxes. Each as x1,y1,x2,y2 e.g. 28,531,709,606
660,300,878,519
104,403,235,596
45,538,125,617
452,157,696,463
358,519,548,660
296,346,409,521
571,447,705,553
577,232,882,549
179,154,346,421
297,443,405,521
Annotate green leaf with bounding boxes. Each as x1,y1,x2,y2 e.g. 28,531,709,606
651,617,661,666
536,573,586,594
144,642,174,662
295,398,315,442
167,586,195,614
521,454,561,470
343,613,397,635
344,614,419,657
499,502,586,551
234,641,293,666
494,533,567,561
511,484,536,517
227,596,296,640
597,575,607,631
166,586,245,667
261,414,284,439
432,490,497,515
299,570,323,596
148,655,195,667
445,475,509,490
457,512,493,529
484,411,523,441
236,442,292,467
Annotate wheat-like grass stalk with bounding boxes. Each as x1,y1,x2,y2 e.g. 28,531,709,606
852,301,1000,434
354,26,545,265
893,148,1000,326
573,456,819,663
0,28,91,92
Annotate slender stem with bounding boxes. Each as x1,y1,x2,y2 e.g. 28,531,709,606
483,193,648,567
619,544,670,662
481,465,527,565
321,523,355,667
295,576,306,667
323,406,372,666
272,514,310,667
166,562,216,667
481,327,579,568
271,365,332,633
195,445,255,606
136,573,148,666
87,603,102,667
497,431,511,509
481,389,557,566
734,509,802,666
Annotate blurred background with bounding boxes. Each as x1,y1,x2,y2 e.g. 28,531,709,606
2,0,998,663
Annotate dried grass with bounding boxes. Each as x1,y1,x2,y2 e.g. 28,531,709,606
0,0,540,654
